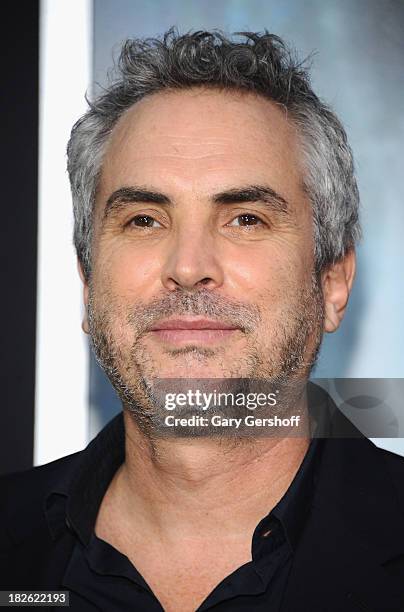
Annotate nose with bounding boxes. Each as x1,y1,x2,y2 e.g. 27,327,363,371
161,222,224,291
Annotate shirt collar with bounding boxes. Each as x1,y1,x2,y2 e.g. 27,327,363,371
45,411,125,545
270,435,324,551
268,381,331,550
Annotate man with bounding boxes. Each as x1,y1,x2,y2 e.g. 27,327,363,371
1,29,404,612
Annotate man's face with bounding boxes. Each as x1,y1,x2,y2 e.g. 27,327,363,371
85,88,325,414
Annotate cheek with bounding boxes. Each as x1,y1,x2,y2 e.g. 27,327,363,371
223,239,310,296
94,243,164,303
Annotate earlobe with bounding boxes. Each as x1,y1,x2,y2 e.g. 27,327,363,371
321,249,356,333
324,302,339,333
81,298,90,335
77,259,90,335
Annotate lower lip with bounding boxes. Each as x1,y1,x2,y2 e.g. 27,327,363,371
149,328,238,345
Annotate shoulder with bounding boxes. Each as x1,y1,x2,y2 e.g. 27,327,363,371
0,454,84,586
0,412,123,541
0,451,82,501
0,451,82,544
376,443,404,469
375,444,404,505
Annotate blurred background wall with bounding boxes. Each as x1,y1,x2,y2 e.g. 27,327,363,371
1,0,403,475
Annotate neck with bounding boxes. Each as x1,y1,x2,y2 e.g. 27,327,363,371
102,397,311,544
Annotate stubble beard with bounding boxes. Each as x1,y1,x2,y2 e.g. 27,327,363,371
87,271,325,440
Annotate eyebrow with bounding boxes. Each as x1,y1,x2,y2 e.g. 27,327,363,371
102,184,290,221
103,186,170,219
213,185,289,215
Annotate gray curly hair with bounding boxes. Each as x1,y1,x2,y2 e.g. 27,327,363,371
67,28,360,279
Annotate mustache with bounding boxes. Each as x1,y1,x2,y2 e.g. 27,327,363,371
126,289,261,335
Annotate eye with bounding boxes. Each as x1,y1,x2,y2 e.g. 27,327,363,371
128,215,162,228
228,214,265,227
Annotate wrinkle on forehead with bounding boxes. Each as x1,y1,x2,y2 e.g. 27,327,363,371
106,88,295,158
98,87,306,212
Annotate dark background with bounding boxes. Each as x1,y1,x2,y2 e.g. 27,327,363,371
0,2,39,475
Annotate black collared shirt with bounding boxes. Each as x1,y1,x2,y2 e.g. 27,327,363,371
45,411,325,611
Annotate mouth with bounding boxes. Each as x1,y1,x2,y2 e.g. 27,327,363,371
147,317,241,346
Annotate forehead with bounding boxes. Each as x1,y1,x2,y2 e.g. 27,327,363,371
98,87,303,199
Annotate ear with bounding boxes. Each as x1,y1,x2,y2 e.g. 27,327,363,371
321,249,356,333
77,259,90,334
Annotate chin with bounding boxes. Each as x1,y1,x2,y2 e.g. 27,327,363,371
144,353,234,380
150,363,227,380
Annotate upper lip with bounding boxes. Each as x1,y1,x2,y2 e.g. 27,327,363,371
149,317,239,331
